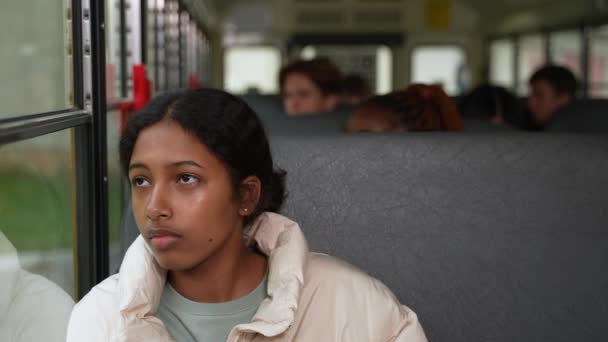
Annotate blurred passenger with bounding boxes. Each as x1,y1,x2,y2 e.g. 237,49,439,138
279,58,343,116
341,73,372,106
527,65,577,129
460,84,525,128
347,84,464,132
0,231,74,342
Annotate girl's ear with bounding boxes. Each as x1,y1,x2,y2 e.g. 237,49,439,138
238,176,262,217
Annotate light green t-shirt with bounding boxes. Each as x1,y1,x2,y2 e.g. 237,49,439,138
157,276,267,342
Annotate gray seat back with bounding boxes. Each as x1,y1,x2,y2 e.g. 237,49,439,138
273,133,608,342
462,119,519,132
240,94,354,136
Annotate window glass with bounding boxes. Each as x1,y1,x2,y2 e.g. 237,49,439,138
549,30,582,77
376,46,393,94
0,130,75,295
517,34,546,95
0,0,71,118
489,39,515,89
411,45,468,95
299,45,393,94
0,130,76,341
224,46,281,94
301,46,317,60
590,25,608,97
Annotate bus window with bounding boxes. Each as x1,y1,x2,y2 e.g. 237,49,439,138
377,46,392,94
411,45,468,95
224,46,281,94
489,39,515,89
0,0,70,118
0,129,76,298
517,34,546,95
301,45,317,60
549,30,583,78
590,25,608,97
300,45,393,94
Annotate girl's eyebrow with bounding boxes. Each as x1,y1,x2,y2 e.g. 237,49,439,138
128,162,148,171
170,160,204,169
128,160,205,171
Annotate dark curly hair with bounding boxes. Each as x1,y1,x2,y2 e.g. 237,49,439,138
352,84,463,132
119,88,287,225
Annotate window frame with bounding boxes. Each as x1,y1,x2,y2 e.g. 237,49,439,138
0,0,109,300
488,38,516,90
485,19,608,98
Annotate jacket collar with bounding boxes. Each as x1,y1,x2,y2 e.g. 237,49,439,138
116,212,308,341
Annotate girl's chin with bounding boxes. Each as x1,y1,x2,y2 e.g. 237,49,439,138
156,254,209,273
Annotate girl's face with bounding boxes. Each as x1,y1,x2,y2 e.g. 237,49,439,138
128,119,244,271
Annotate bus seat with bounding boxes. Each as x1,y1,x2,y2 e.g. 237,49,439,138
273,134,608,342
240,94,353,135
266,109,352,136
462,119,518,132
546,99,608,133
119,133,608,342
240,95,283,115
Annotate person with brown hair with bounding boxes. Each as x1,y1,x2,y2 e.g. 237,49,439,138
347,84,464,133
278,57,343,116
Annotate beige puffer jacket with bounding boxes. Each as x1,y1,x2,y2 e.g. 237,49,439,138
66,213,427,342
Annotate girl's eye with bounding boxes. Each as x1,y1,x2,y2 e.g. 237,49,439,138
132,177,150,188
178,174,198,185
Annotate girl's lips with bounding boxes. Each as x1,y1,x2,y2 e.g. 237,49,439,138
149,234,180,251
147,229,182,251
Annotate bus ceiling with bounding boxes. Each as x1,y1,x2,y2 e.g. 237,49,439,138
182,0,607,40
